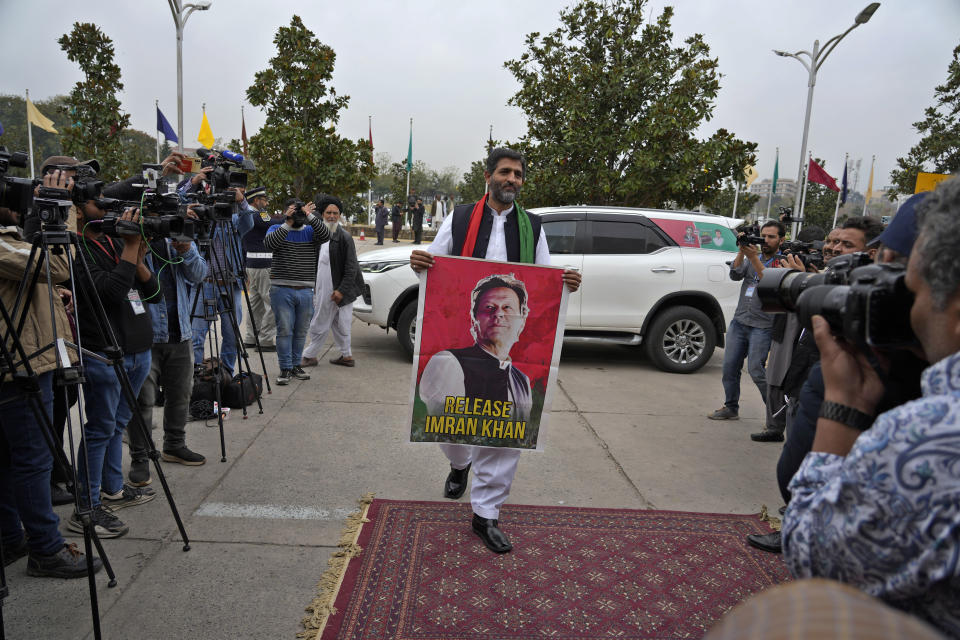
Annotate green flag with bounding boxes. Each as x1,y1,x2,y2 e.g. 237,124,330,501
771,150,779,195
406,119,413,173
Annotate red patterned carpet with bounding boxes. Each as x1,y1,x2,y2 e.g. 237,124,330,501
316,500,790,639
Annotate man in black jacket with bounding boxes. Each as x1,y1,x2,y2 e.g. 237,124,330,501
374,199,388,245
301,195,363,367
391,201,403,243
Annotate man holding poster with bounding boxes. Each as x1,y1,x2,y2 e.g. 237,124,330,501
410,148,581,554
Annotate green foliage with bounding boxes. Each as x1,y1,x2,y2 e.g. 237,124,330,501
889,44,960,199
0,94,69,177
245,15,373,205
58,23,131,182
458,160,487,203
705,179,759,218
504,0,756,208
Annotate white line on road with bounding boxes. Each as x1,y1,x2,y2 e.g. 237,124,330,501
195,502,355,521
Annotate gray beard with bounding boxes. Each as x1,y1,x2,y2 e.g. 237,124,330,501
323,220,339,234
490,182,518,205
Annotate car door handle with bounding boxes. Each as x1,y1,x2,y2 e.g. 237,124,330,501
650,266,676,273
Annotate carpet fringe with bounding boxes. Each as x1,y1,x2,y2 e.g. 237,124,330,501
298,493,375,640
759,504,782,532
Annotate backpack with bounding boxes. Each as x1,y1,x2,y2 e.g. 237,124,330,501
189,358,230,421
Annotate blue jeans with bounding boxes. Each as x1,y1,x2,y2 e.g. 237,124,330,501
191,282,242,374
0,372,63,555
721,319,771,413
270,286,314,371
77,350,151,507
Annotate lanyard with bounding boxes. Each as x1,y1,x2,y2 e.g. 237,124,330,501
89,236,120,265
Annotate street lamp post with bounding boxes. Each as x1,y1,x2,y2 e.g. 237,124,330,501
774,2,879,237
167,0,212,152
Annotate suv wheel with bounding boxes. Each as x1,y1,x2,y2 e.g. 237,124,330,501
644,305,716,373
396,301,418,359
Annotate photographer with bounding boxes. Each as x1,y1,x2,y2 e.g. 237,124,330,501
71,192,158,539
708,221,784,422
782,177,960,636
178,168,258,376
0,170,101,577
125,206,209,486
264,197,330,384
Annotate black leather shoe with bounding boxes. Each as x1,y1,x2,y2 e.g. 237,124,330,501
50,483,74,506
751,429,785,442
746,531,782,554
472,514,513,553
443,463,471,499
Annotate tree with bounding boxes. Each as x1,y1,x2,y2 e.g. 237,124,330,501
371,152,395,198
386,159,433,203
704,180,759,219
458,160,487,203
504,0,756,208
888,44,960,198
246,15,373,205
58,23,131,182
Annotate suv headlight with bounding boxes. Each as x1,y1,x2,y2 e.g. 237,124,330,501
360,260,408,274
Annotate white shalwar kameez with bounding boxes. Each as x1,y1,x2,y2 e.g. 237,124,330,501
303,241,353,360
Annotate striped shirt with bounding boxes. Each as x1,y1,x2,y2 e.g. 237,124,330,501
264,215,330,287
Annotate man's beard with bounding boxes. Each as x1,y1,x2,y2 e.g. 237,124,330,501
490,179,519,205
324,219,339,234
761,243,777,257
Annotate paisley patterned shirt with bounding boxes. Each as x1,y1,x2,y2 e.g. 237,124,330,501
783,350,960,636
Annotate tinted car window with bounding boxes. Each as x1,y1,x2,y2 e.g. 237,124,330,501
590,221,666,255
543,220,578,254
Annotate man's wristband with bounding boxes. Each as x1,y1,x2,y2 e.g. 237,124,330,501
818,401,874,431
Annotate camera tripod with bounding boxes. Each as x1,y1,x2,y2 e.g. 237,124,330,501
188,214,272,462
0,213,192,640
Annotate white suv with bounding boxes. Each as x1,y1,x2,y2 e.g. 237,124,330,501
353,207,743,373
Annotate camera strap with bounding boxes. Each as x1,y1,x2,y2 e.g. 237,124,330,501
89,236,120,265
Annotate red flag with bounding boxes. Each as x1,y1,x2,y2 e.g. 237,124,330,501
241,111,248,156
807,158,839,192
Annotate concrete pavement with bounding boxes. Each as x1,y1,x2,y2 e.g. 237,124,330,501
4,239,783,639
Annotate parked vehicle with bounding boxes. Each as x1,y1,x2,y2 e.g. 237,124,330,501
353,206,743,373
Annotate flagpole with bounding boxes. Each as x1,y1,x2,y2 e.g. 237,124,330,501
797,151,811,234
831,152,848,229
367,115,373,225
766,147,778,221
405,118,412,200
731,172,740,217
25,89,35,179
155,99,161,164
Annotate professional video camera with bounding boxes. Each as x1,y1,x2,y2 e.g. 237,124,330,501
291,199,307,227
0,147,37,214
780,239,826,271
193,148,255,218
757,252,916,349
779,206,796,224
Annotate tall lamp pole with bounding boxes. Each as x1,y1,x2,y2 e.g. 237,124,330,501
774,2,879,237
167,0,212,152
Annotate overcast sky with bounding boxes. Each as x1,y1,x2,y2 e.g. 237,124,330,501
2,0,958,192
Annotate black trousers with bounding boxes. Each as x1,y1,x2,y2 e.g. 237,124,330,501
412,224,422,244
391,218,401,241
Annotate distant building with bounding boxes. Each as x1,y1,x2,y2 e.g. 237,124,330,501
748,178,797,200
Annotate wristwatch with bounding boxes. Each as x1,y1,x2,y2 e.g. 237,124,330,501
819,401,874,431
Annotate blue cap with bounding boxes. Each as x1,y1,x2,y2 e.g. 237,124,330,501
870,192,928,256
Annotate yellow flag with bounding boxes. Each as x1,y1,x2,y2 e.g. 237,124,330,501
865,160,875,205
197,110,215,148
744,165,759,187
26,97,58,133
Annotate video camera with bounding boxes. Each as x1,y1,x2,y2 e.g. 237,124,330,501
192,148,255,219
98,164,204,241
734,221,763,247
757,252,916,350
779,206,797,224
780,239,826,271
0,147,35,214
291,199,307,227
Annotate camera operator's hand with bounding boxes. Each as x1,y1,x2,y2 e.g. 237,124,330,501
303,201,316,216
233,187,245,203
56,285,74,314
118,207,142,237
812,314,884,418
283,204,296,220
740,242,759,261
782,253,807,272
35,169,75,196
184,204,200,221
410,249,434,272
190,166,213,186
160,151,187,177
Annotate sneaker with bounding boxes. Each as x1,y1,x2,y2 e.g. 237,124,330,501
708,407,739,420
751,429,785,442
3,536,28,567
51,483,74,506
291,365,311,380
128,458,152,486
68,505,129,538
102,484,156,511
161,446,206,466
27,543,103,578
277,369,292,385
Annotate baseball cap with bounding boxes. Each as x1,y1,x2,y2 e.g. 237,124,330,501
869,192,928,257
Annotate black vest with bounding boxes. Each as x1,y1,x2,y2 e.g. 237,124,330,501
448,344,531,407
450,203,543,263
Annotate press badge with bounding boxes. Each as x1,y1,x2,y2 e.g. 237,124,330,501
127,289,146,315
745,285,756,298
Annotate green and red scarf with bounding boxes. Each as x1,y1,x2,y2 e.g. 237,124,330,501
460,193,535,264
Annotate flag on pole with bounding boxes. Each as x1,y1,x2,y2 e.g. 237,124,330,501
865,158,875,205
197,109,215,148
156,105,178,143
368,116,374,162
807,158,840,192
406,119,413,173
0,120,4,136
241,109,248,155
26,96,58,133
744,165,759,187
840,161,848,205
771,151,779,194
